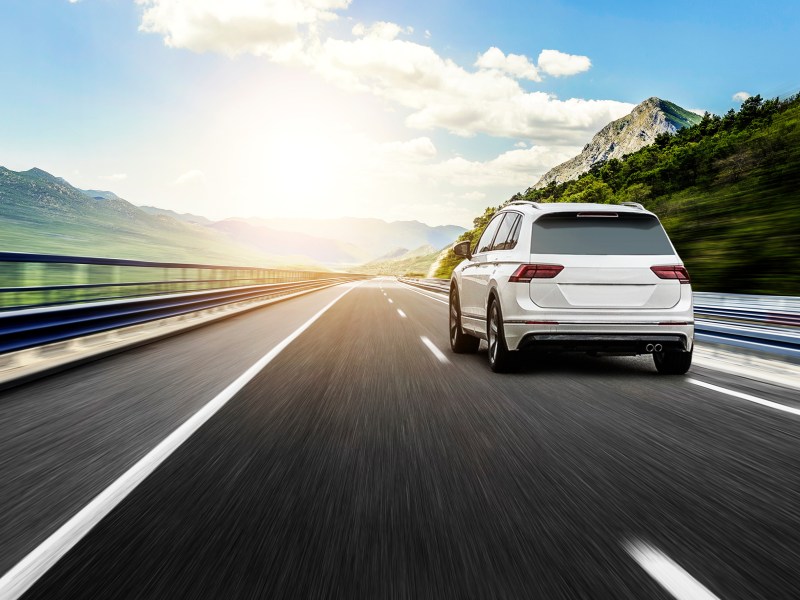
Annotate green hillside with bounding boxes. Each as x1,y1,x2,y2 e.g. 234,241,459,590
0,167,320,268
436,94,800,295
355,245,442,277
659,98,704,130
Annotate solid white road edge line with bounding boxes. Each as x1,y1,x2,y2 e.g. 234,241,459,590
0,283,358,600
692,347,800,391
689,378,800,417
397,309,407,318
398,282,448,305
421,336,450,364
625,540,720,600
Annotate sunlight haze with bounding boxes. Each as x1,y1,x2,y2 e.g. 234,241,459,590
1,0,797,226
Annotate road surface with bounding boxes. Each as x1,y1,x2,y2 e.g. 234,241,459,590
1,279,799,599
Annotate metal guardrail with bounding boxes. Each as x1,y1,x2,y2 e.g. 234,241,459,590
398,278,800,359
0,252,340,310
0,253,369,354
0,278,361,354
693,292,800,327
398,278,449,294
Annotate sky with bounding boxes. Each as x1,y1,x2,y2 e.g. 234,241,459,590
1,0,798,227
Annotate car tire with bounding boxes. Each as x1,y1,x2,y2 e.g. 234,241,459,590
653,349,693,374
450,286,479,353
487,297,515,373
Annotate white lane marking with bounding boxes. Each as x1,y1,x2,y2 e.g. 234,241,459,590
626,540,720,600
398,282,448,305
689,378,800,417
420,336,450,364
0,284,358,600
397,309,407,318
388,298,393,304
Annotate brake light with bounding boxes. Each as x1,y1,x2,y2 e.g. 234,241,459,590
509,264,564,282
651,265,690,284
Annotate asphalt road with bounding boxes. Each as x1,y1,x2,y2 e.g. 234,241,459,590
2,279,800,599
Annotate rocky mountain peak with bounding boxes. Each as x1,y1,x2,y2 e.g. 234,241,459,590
533,97,701,189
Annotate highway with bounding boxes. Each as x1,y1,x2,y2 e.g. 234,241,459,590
1,278,799,599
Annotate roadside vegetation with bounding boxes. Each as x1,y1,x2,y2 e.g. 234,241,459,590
436,94,800,295
354,245,442,277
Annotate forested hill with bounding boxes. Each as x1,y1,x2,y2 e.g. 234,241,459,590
436,94,800,295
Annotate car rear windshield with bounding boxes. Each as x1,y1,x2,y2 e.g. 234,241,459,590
530,212,675,255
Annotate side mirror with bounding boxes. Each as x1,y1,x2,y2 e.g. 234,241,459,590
453,240,472,259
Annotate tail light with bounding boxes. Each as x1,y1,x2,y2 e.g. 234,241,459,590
509,264,564,282
651,265,690,284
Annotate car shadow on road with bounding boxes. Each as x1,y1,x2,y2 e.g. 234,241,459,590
466,342,661,377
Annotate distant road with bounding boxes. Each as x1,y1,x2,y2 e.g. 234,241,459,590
1,279,799,599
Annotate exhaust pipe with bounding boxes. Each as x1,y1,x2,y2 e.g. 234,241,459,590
645,344,655,353
654,344,663,352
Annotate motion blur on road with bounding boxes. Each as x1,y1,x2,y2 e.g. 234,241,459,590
1,278,799,599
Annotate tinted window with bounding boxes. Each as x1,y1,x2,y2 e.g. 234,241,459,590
492,213,520,250
508,215,523,248
491,213,519,251
475,214,504,253
530,213,675,255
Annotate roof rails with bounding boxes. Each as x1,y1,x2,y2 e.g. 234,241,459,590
506,200,541,209
619,202,645,210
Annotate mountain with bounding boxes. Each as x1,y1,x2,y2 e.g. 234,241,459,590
210,219,372,265
250,217,466,261
372,247,411,261
0,167,322,268
533,97,702,189
82,189,122,201
139,205,213,226
0,166,465,270
356,244,441,277
436,93,800,295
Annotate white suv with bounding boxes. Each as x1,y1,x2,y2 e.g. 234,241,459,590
449,201,694,373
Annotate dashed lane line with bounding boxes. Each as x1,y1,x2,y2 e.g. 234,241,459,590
420,336,450,364
625,540,720,600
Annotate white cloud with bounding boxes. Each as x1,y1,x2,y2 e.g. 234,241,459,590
537,49,591,77
136,4,630,144
732,91,751,102
379,137,437,160
431,145,579,188
98,173,128,181
309,34,630,142
460,191,486,202
475,47,541,82
352,21,411,40
514,141,528,148
174,169,206,185
136,0,351,59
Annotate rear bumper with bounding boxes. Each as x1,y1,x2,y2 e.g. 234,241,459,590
504,322,694,353
500,283,694,353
